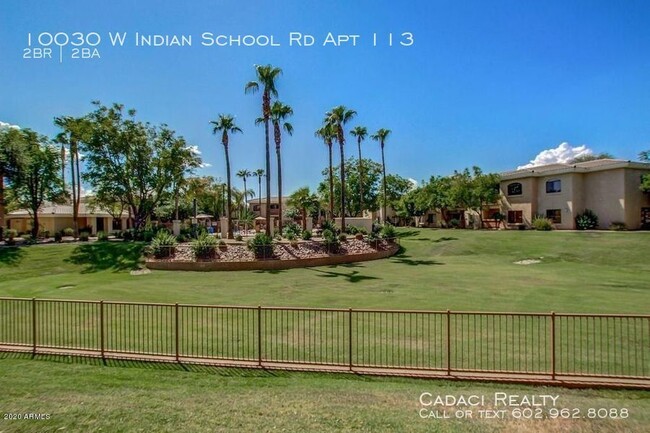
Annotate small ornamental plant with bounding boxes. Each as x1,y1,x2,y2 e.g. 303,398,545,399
150,230,178,259
192,233,217,260
247,233,274,259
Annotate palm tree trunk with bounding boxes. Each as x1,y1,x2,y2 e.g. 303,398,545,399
0,172,5,241
70,146,78,238
358,139,363,217
258,178,262,214
328,143,334,220
264,128,271,236
381,144,387,223
277,147,283,234
225,144,233,239
339,140,346,232
243,177,248,230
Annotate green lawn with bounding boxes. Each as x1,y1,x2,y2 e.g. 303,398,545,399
1,354,649,433
0,229,648,313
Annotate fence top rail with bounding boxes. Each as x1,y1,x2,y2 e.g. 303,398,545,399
0,297,648,318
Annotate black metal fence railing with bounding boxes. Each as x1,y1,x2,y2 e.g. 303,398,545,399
0,298,647,382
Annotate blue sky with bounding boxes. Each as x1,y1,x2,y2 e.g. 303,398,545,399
2,0,650,194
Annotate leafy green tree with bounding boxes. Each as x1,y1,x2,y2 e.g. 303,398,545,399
325,106,357,231
384,174,413,210
11,129,64,237
640,151,650,193
447,167,500,228
81,102,201,232
315,124,337,219
417,176,453,225
0,127,27,239
569,153,614,164
211,114,242,239
245,64,282,236
268,101,293,233
349,126,368,214
371,128,391,222
288,186,319,230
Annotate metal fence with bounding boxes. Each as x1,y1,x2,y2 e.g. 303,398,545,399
0,297,648,382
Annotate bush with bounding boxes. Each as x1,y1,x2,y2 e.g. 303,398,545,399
283,222,301,239
234,234,243,242
141,230,155,242
5,229,18,240
54,232,63,243
63,227,74,237
576,209,599,230
609,221,627,231
122,230,134,241
449,218,460,229
380,223,397,240
97,231,109,242
322,229,340,253
41,230,50,239
79,232,90,241
247,233,274,259
113,231,124,239
320,220,337,234
176,233,189,243
338,233,347,242
532,216,553,231
358,227,368,235
191,233,217,259
346,225,359,235
301,230,312,240
150,231,178,259
285,232,296,241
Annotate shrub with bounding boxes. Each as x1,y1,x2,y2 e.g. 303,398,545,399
346,225,359,235
5,229,18,240
113,231,124,239
97,231,109,242
192,233,217,259
358,227,368,235
122,230,134,241
532,216,553,231
150,231,178,259
609,221,627,231
320,220,337,234
301,230,312,240
338,233,347,242
322,229,340,253
63,227,74,237
283,222,301,239
247,233,274,259
142,230,155,242
234,234,243,242
79,232,90,241
176,233,188,243
285,232,296,241
575,209,599,230
218,239,227,248
449,218,460,229
41,230,50,239
380,223,397,240
54,232,63,243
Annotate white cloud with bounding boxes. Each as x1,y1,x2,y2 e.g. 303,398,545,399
187,145,202,155
407,178,418,189
517,142,593,170
0,121,20,130
199,162,212,168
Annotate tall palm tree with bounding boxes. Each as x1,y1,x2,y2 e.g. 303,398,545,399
288,186,318,231
371,128,391,223
54,116,85,238
253,168,264,216
315,124,336,220
210,114,242,239
236,169,252,207
269,101,293,234
245,64,282,236
325,106,357,232
349,126,368,216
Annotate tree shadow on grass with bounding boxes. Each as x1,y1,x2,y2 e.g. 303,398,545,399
390,246,444,266
433,236,458,243
308,267,380,283
0,246,26,266
252,269,287,275
65,242,145,273
397,230,421,238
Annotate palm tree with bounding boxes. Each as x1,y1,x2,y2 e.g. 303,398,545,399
315,124,336,220
245,64,282,236
253,169,264,216
349,126,368,216
325,106,357,232
236,169,252,208
54,116,85,238
288,186,318,231
210,114,242,239
371,128,391,223
269,101,293,234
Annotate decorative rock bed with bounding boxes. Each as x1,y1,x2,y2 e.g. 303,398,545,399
146,239,400,271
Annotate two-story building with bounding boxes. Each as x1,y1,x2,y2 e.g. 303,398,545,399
499,159,650,230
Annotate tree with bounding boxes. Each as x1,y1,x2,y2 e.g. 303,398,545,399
640,150,650,193
81,102,201,232
11,129,64,237
569,153,614,164
211,114,242,239
0,127,27,239
288,186,318,231
416,176,453,225
54,116,90,237
371,128,391,222
236,169,252,214
269,101,293,234
253,169,264,213
350,126,368,215
468,167,501,228
245,64,282,236
315,124,337,219
325,106,357,232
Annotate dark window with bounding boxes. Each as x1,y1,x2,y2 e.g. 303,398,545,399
546,209,562,223
270,204,279,210
427,213,435,224
253,205,260,212
546,179,561,193
507,211,523,224
507,182,522,196
485,208,500,219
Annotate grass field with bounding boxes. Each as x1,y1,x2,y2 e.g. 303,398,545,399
0,229,648,313
1,229,648,432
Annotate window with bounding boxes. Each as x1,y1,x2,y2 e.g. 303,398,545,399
270,204,279,210
546,179,561,193
507,182,522,196
485,208,501,220
546,209,561,223
253,205,260,212
427,213,435,224
507,210,523,224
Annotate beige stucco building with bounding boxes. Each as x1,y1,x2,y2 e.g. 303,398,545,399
499,159,650,230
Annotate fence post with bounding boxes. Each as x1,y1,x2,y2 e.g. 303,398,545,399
99,301,105,362
551,311,556,380
31,298,36,358
257,306,262,367
348,308,353,371
175,303,180,363
446,310,451,376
